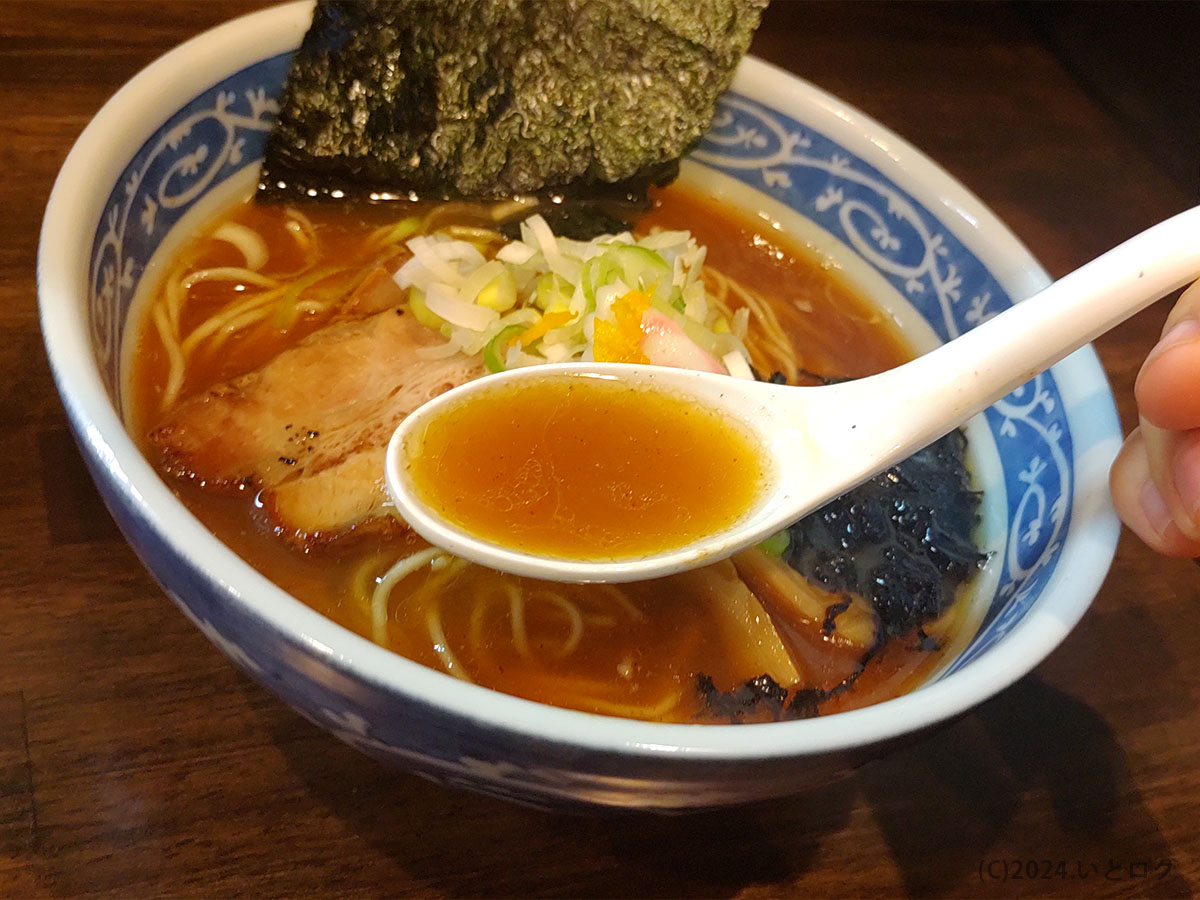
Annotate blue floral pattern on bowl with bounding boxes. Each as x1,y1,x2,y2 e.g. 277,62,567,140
88,54,290,406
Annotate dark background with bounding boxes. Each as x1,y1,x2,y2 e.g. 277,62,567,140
1,2,1198,897
1020,2,1197,197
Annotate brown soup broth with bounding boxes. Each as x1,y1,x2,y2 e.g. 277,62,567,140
406,375,768,559
131,184,966,723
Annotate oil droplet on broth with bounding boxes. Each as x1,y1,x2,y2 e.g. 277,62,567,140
405,375,768,559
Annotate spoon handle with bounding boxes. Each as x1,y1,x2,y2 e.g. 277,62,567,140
914,203,1200,406
779,205,1200,501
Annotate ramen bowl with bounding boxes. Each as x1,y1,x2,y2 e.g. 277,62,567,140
37,1,1121,811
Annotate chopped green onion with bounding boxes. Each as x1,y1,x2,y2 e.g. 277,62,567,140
581,255,620,307
483,324,527,372
609,244,670,296
534,272,573,312
378,216,421,247
758,530,791,557
391,215,755,377
408,287,445,330
273,267,334,329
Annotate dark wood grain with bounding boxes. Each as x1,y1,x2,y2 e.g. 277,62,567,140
2,2,1197,897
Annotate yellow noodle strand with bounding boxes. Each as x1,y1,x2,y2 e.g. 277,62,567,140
706,268,800,383
284,207,317,254
370,547,442,645
165,272,187,334
507,582,529,659
591,584,647,623
579,691,681,720
427,605,473,683
525,590,585,659
182,266,278,290
349,551,394,624
152,303,186,411
179,287,285,357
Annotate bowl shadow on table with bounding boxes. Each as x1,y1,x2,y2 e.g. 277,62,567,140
857,676,1190,898
254,694,852,897
251,672,1188,898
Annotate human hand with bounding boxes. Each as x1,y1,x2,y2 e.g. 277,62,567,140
1110,280,1200,556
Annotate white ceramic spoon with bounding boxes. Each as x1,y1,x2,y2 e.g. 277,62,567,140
386,205,1200,583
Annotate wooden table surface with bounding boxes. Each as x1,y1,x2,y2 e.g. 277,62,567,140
3,2,1198,897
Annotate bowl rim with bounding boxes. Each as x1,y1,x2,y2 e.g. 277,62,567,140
37,0,1121,762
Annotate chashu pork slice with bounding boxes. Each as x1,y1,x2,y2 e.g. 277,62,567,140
150,306,485,546
261,446,392,547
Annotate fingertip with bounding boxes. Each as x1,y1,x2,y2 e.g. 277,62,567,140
1110,430,1200,558
1135,319,1200,430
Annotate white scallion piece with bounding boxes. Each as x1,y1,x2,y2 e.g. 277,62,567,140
593,282,625,321
672,255,687,290
682,245,706,290
499,307,541,328
393,256,432,290
541,323,580,347
504,343,525,370
541,341,575,363
408,236,466,285
423,283,498,331
436,239,487,269
640,229,691,251
731,306,750,338
456,328,494,357
496,241,535,264
547,254,582,286
457,259,507,305
722,350,755,380
524,214,560,262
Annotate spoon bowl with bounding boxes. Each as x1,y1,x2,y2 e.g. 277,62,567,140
387,205,1200,582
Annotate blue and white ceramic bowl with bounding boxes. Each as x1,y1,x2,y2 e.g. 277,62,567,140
38,2,1121,811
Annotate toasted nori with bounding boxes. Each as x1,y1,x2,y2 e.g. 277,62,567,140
696,673,790,723
257,0,767,206
785,429,986,642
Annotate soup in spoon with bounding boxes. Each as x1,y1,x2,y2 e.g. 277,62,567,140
402,372,769,560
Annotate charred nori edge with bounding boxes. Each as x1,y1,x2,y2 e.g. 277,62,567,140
496,184,668,242
697,673,789,723
697,646,877,723
258,0,767,220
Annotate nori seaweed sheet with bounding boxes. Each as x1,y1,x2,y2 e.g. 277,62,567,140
784,429,985,642
258,0,767,205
